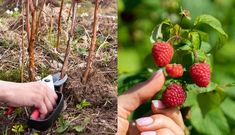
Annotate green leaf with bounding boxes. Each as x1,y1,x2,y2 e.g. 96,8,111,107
197,92,221,117
173,24,181,36
11,128,17,133
221,97,235,121
56,120,70,133
189,32,200,49
196,49,206,62
200,41,212,53
73,117,90,132
74,125,85,132
33,132,39,135
191,105,229,135
173,49,194,68
194,14,227,37
76,99,91,111
194,14,228,51
150,19,171,43
183,89,198,107
176,44,192,51
186,82,217,93
81,100,91,107
197,30,208,41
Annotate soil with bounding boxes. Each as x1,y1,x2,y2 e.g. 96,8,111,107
0,0,117,134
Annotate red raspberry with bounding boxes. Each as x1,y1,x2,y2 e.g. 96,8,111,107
152,42,174,67
162,83,186,107
165,64,184,78
189,63,211,87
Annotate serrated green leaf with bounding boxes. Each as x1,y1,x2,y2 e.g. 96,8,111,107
150,20,171,43
194,14,227,37
194,14,228,51
186,82,217,93
189,32,200,49
183,90,198,107
191,105,229,135
197,92,221,117
221,97,235,121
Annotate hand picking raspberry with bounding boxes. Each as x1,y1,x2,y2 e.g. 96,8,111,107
118,69,185,135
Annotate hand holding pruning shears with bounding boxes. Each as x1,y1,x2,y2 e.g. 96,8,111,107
1,73,67,131
3,73,66,117
1,80,57,119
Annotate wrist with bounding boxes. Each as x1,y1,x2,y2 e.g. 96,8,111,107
0,81,14,102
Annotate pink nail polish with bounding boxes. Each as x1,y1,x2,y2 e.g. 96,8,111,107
141,131,157,135
152,100,166,109
136,117,153,126
151,69,163,80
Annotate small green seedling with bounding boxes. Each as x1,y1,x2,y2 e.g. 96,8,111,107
55,115,70,133
11,124,24,135
73,117,90,133
76,99,91,111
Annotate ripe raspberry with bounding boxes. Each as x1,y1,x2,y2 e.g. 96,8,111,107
189,63,211,87
162,83,186,107
165,64,184,78
152,42,174,67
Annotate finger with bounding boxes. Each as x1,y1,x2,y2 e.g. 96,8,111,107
117,116,130,135
136,114,184,135
151,100,185,129
44,96,53,113
157,128,175,135
42,82,58,101
140,129,174,135
46,89,57,107
37,100,48,119
118,69,165,119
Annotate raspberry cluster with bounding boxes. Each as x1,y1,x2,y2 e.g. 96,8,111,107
152,41,211,107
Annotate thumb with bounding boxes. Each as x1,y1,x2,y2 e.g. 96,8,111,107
118,69,165,119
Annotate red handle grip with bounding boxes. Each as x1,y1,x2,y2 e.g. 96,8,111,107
30,108,40,120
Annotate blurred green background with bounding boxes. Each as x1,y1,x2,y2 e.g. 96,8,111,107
118,0,235,135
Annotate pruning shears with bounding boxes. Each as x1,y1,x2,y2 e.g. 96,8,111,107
5,72,68,131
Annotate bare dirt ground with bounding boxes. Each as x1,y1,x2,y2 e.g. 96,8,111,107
0,0,117,134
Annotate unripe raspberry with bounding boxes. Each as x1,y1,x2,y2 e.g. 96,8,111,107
152,42,174,67
165,64,184,78
189,63,211,87
162,83,186,107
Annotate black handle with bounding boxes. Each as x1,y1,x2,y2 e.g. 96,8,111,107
27,92,64,131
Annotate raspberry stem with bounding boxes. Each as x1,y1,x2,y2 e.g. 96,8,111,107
167,35,181,43
193,49,199,63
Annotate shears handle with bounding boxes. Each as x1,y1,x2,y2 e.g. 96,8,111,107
30,108,40,120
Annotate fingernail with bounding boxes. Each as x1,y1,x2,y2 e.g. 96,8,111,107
151,69,163,80
152,100,166,109
136,117,153,126
141,131,157,135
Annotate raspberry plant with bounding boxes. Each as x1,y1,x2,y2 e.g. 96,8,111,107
118,9,233,135
149,10,231,135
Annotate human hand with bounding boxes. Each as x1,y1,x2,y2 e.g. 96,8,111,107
1,81,58,119
118,69,185,135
